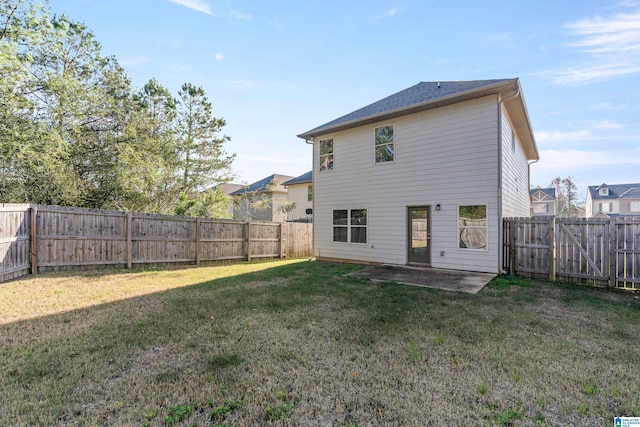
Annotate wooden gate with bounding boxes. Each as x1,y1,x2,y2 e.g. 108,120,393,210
504,217,640,290
555,218,610,284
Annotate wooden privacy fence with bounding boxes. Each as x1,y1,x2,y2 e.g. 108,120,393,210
504,216,640,290
0,204,312,283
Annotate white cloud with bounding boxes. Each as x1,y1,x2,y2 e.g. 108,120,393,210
545,10,640,85
214,53,224,61
535,130,590,143
543,62,640,85
231,10,252,20
565,12,640,53
536,148,640,170
590,119,622,129
373,8,399,19
168,0,213,15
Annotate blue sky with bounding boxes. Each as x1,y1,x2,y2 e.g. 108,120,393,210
51,0,640,200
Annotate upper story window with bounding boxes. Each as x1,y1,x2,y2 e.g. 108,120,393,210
631,201,640,212
319,139,334,172
599,187,609,196
307,185,313,202
374,125,394,163
600,202,611,213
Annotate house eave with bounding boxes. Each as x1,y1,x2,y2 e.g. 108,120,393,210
297,79,518,140
297,78,539,162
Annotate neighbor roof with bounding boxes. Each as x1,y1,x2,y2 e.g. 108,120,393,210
297,79,538,161
588,183,640,200
283,171,312,185
531,187,556,198
230,174,295,195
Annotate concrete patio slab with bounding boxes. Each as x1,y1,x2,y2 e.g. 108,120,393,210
348,264,495,294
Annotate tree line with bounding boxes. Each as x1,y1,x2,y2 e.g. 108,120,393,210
0,0,235,217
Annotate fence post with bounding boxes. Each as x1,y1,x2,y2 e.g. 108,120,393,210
195,218,201,265
246,221,252,261
30,205,38,275
126,212,132,269
609,218,616,288
279,223,286,259
509,219,516,275
547,217,555,281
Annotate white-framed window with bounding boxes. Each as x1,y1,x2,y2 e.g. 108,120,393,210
599,188,609,196
333,210,348,242
319,139,333,172
307,185,313,202
600,202,611,213
533,203,547,213
631,201,640,212
332,209,367,244
374,125,394,163
458,205,487,250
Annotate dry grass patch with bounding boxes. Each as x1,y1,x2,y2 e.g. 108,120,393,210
0,261,639,426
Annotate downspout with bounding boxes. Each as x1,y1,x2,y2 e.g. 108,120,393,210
527,158,540,216
305,138,315,259
497,85,520,274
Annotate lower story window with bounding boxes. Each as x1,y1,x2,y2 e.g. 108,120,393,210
533,203,547,214
333,209,367,243
459,205,487,250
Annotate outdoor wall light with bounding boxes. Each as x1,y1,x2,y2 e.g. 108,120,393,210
435,204,441,211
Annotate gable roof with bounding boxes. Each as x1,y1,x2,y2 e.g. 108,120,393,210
530,188,556,199
211,183,244,195
230,174,295,195
283,171,312,185
297,78,538,160
588,183,640,200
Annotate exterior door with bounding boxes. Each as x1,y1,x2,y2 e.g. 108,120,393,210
408,206,430,265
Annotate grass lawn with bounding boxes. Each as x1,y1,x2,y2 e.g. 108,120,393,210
1,259,639,426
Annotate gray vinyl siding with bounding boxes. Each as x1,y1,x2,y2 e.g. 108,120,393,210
501,107,531,218
286,183,312,221
313,96,503,273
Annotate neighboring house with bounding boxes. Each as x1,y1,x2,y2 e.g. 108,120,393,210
283,171,313,222
231,174,294,222
297,79,538,274
530,187,556,217
585,183,640,218
209,183,244,218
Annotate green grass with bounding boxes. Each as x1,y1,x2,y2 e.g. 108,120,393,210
1,259,639,425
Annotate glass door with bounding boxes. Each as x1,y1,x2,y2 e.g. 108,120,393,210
408,207,430,265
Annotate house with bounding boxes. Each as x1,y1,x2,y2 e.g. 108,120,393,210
297,79,538,274
230,174,294,222
530,187,556,217
209,183,245,218
585,183,640,218
282,171,313,222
